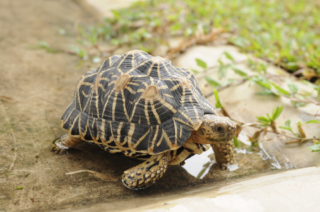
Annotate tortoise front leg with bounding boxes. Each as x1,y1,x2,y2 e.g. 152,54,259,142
50,134,83,154
122,153,169,190
211,140,235,170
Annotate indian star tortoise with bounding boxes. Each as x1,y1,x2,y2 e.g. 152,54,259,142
51,50,236,190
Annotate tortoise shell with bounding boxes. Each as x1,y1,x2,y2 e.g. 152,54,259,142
61,50,215,155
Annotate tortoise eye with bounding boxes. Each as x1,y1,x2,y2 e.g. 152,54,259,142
216,126,224,132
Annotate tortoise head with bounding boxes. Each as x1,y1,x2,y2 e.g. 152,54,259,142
192,114,237,169
193,114,236,144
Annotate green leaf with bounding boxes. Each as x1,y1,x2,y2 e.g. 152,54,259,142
13,186,23,190
257,116,270,122
257,116,270,125
271,82,291,96
218,65,228,79
205,76,220,87
232,67,248,77
305,120,320,124
307,144,320,152
233,136,239,147
224,52,235,62
256,89,274,96
285,119,291,128
195,58,207,69
213,89,223,108
253,78,272,89
279,126,291,130
271,106,283,121
287,81,298,94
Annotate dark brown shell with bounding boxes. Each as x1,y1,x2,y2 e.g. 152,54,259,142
61,50,215,155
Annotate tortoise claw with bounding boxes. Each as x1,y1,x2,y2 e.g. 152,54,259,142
50,137,68,154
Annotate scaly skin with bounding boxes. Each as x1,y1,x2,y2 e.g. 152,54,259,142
211,140,235,170
122,153,169,190
50,134,83,154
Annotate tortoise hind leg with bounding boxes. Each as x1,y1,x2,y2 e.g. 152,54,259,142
122,153,169,190
50,134,83,154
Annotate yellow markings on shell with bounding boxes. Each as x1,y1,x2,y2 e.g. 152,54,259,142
117,56,127,73
105,122,115,144
127,82,140,86
121,90,130,121
129,98,140,122
173,119,178,146
144,100,150,125
170,83,181,92
131,51,135,68
158,98,177,113
150,100,161,124
162,129,174,149
127,123,136,151
82,93,92,112
102,90,113,116
117,122,123,138
125,86,136,94
181,88,186,106
157,85,168,90
150,77,154,85
62,107,75,127
162,63,171,75
76,76,86,111
156,130,164,147
95,95,100,118
100,77,110,82
179,124,183,138
191,95,200,122
112,92,118,121
149,125,159,152
147,62,154,76
157,62,161,79
99,84,106,92
108,81,115,86
163,93,174,98
173,117,192,128
80,82,92,87
69,113,80,134
89,118,99,143
100,119,106,143
134,128,150,148
142,81,149,88
178,109,194,125
137,89,145,93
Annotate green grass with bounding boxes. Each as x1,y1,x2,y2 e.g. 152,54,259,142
77,0,320,74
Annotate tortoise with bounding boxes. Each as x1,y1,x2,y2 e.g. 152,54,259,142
51,50,236,190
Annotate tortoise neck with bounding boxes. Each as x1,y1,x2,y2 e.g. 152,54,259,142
187,131,206,144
